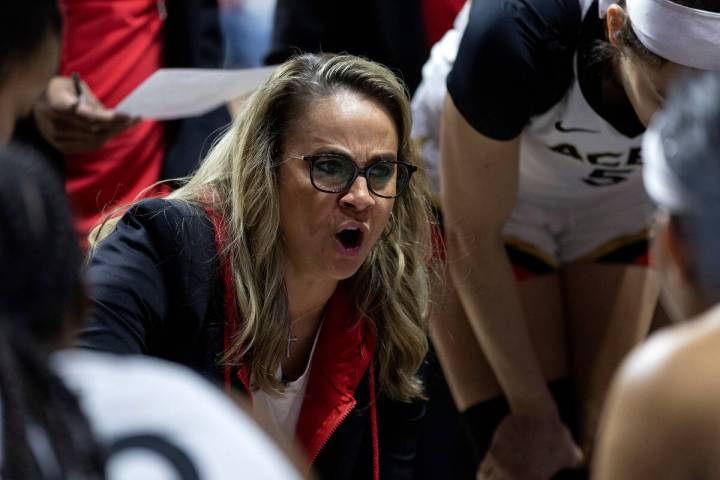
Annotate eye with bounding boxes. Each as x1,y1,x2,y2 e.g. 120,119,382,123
369,161,395,181
314,156,346,175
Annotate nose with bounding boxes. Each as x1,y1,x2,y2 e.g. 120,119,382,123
339,175,375,211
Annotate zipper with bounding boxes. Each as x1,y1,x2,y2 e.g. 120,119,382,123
309,398,357,465
157,0,167,20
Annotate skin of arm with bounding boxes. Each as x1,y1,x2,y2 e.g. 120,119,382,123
593,324,720,480
440,93,556,416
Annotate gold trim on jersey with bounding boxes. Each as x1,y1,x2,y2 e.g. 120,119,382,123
503,235,558,269
574,229,649,263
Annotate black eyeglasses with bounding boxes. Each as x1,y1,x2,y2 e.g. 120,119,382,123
301,154,417,199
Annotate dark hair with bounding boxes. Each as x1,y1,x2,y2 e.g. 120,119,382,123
0,0,62,82
652,72,720,296
601,0,720,66
0,147,104,479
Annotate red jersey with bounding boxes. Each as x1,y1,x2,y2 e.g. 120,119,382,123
59,0,167,248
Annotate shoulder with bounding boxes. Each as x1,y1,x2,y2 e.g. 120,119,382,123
448,0,582,139
604,311,720,446
121,198,210,231
95,198,215,261
596,313,720,478
53,350,300,479
614,312,720,411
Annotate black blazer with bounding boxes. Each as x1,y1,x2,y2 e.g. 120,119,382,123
80,199,425,479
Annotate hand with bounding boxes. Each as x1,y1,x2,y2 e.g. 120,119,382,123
33,76,140,154
477,414,584,480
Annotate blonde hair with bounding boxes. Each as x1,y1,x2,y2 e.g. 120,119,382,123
94,54,435,401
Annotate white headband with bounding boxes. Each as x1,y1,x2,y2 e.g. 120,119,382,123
642,127,694,211
599,0,720,70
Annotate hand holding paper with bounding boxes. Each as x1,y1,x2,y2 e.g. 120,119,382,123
34,75,139,154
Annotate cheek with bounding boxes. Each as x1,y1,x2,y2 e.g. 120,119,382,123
279,179,334,240
371,199,395,238
628,69,664,125
627,85,656,126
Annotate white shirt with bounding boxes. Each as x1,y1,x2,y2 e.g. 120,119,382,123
252,325,322,441
52,350,300,480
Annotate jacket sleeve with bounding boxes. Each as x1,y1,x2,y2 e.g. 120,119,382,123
378,372,427,479
77,199,218,355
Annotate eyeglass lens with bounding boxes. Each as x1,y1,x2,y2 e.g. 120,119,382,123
311,155,410,197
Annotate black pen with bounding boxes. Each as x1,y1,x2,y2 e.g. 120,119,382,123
72,72,84,105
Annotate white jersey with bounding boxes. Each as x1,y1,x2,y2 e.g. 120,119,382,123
414,0,643,202
412,0,652,262
53,350,301,480
519,0,644,206
411,2,469,193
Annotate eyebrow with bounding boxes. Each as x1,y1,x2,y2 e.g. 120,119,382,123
310,149,398,163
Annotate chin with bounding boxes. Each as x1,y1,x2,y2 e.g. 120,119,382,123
327,253,370,281
331,262,365,281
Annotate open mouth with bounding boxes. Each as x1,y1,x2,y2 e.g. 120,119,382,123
335,228,364,251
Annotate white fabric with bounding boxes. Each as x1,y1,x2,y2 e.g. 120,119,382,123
53,350,300,480
251,369,310,442
252,325,322,441
412,0,652,262
642,126,693,211
411,1,470,193
503,183,652,264
628,0,720,70
508,44,652,261
602,0,720,70
599,0,613,17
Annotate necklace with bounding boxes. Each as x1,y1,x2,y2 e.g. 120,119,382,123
286,308,325,358
286,331,298,358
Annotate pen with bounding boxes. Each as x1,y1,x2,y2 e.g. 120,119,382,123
72,72,84,104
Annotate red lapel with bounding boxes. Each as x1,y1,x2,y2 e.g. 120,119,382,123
295,285,376,464
208,207,378,473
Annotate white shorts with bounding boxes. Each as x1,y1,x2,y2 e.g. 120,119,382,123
502,185,654,267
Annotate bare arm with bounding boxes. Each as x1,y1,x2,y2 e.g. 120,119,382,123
594,328,720,480
440,94,554,415
429,259,501,410
439,94,583,478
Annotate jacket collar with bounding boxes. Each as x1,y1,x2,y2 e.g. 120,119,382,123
295,284,376,464
234,285,376,465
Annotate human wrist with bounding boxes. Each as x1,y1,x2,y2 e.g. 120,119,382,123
506,384,559,419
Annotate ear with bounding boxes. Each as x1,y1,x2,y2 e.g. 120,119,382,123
606,4,627,48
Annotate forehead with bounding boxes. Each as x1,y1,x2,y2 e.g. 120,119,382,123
283,90,400,155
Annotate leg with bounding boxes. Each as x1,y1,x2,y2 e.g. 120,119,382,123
562,263,659,454
430,267,569,409
428,265,501,410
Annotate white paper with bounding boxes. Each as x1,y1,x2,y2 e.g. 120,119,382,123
115,67,276,120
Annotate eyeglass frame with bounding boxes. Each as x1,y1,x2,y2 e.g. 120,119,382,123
297,153,418,199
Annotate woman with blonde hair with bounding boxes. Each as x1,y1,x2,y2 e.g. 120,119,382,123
81,53,435,479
